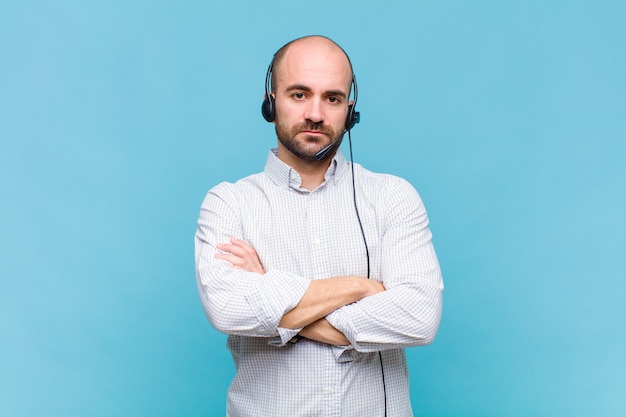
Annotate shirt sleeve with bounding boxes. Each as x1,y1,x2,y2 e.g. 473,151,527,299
326,177,444,353
195,182,310,344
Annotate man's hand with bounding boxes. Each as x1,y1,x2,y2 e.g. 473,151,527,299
215,237,266,275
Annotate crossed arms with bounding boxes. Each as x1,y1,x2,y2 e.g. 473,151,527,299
195,178,443,352
215,237,385,345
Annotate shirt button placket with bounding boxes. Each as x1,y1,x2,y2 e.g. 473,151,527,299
308,191,325,278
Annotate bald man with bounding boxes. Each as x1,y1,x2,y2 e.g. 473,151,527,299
195,36,443,417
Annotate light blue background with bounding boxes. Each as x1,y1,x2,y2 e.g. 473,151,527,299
2,1,625,416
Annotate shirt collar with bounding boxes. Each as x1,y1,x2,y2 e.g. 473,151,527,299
264,148,349,191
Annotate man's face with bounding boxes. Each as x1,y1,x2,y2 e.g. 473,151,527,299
272,40,353,162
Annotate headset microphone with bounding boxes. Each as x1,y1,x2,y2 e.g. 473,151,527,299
314,138,340,161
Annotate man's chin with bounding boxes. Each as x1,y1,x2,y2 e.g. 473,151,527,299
295,149,325,161
277,130,337,162
288,147,328,162
289,140,327,156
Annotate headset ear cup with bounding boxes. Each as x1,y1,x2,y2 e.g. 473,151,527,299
262,95,275,122
345,104,360,131
262,60,276,122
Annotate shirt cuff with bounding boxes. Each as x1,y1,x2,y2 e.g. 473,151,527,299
326,307,359,351
245,271,310,335
331,344,361,362
268,327,303,347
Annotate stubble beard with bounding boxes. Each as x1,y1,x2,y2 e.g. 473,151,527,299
275,119,344,162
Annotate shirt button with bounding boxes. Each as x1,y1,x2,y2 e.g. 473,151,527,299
313,238,321,245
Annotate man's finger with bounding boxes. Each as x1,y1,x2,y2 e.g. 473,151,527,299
215,252,244,266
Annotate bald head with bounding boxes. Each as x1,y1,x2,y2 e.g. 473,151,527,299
270,36,354,92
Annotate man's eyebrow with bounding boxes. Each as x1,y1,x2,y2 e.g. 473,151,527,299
325,89,348,99
285,84,312,93
285,84,348,99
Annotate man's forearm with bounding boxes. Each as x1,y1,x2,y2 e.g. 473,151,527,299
212,237,385,332
300,318,349,346
278,276,384,330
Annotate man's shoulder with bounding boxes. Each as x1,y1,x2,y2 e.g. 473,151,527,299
352,164,426,216
354,164,417,193
201,171,270,203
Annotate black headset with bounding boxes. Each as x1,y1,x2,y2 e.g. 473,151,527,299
261,60,360,131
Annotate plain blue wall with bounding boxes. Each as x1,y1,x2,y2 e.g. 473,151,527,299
2,1,624,416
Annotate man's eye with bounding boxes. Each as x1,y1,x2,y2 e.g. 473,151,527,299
293,93,305,100
328,97,340,104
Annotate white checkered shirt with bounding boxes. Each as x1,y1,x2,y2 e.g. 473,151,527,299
195,149,443,417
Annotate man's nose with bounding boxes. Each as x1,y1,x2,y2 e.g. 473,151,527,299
304,98,323,123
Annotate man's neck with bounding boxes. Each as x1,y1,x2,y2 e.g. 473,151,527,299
276,146,333,191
